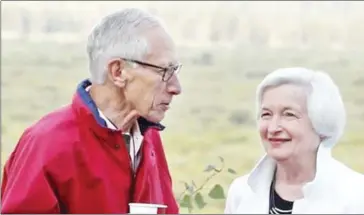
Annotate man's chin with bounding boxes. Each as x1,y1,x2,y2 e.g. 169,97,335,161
141,111,165,124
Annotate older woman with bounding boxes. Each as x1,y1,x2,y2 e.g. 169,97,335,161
224,67,364,214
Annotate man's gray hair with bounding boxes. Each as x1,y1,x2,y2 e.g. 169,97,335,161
86,8,166,84
255,67,346,148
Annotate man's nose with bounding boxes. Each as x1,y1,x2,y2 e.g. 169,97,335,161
167,75,182,95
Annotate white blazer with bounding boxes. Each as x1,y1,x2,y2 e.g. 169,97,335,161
224,145,364,214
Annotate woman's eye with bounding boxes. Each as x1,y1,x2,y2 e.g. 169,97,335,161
261,112,270,118
284,112,296,117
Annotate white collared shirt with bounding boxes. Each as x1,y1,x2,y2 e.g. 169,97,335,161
85,86,143,165
224,144,364,214
97,110,143,165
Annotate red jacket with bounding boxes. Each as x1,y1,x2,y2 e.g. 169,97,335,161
1,79,179,214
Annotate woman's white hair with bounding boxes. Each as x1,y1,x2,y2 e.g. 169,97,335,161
86,8,166,84
256,67,346,148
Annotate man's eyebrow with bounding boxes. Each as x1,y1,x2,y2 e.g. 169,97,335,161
166,61,179,67
155,61,173,68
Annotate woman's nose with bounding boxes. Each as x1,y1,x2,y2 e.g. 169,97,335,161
267,118,282,134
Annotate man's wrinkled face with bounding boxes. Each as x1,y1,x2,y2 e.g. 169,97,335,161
113,27,182,123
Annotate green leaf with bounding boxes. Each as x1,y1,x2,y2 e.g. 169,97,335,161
184,182,189,189
204,164,216,172
184,182,194,194
194,192,207,209
184,182,194,193
227,168,237,174
208,184,225,199
179,194,193,209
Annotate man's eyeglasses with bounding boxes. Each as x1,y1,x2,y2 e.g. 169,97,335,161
122,58,182,82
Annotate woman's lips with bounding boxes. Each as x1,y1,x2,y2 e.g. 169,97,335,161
268,138,291,146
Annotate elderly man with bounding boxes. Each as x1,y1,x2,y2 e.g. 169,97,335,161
1,8,182,214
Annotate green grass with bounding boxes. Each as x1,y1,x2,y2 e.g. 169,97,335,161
2,39,364,213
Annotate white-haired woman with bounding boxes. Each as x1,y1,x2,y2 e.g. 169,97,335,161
224,68,364,214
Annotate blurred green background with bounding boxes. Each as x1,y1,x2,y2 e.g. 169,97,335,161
2,1,364,213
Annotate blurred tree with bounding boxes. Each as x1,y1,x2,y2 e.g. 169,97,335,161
20,9,31,40
226,15,239,42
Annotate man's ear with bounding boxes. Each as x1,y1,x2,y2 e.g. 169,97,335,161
107,59,127,88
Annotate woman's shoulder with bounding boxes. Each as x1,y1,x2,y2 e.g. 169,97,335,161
224,174,251,213
226,174,252,201
327,157,364,200
228,174,250,190
330,157,364,182
331,159,364,213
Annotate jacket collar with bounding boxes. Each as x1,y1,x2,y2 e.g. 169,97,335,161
71,79,165,138
247,144,334,197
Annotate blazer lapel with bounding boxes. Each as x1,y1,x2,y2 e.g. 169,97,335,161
236,154,276,214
